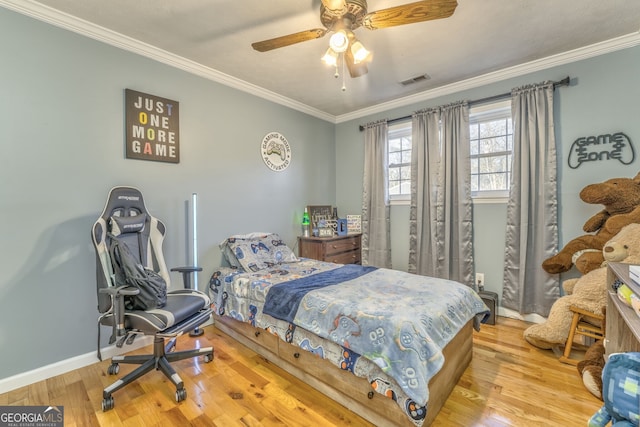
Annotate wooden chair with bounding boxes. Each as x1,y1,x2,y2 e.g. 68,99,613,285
559,305,605,365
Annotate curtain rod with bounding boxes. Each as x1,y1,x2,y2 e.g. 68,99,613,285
358,76,571,132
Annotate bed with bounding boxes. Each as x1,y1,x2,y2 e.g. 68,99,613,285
209,233,489,426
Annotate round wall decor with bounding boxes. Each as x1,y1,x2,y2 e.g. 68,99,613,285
261,132,291,172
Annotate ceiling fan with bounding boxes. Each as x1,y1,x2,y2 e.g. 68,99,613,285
251,0,458,79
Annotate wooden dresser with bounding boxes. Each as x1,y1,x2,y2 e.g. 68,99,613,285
297,234,362,265
605,262,640,355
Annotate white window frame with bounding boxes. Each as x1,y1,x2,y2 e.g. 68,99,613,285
387,121,412,205
469,100,512,202
384,100,513,205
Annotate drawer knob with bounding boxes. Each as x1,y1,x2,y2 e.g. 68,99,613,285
332,245,338,249
255,331,261,337
294,352,300,358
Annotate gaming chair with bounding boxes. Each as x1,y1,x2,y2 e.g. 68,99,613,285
91,186,213,411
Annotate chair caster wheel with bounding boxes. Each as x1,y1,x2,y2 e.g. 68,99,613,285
176,388,187,402
107,363,119,375
102,396,114,411
204,352,214,363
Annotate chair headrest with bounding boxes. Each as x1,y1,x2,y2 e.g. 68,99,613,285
110,214,147,236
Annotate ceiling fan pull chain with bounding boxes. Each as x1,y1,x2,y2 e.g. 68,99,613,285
341,55,347,92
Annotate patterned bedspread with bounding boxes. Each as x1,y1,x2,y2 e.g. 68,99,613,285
210,259,489,425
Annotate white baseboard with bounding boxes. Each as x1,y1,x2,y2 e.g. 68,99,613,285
498,307,546,324
0,318,215,395
0,335,154,395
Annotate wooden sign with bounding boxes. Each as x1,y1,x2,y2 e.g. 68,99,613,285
347,215,362,234
307,205,333,229
125,89,180,163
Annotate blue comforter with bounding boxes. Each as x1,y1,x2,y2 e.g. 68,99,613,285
258,262,488,406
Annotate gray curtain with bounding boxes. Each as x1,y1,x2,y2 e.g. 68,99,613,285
502,82,559,316
362,120,392,268
409,102,474,286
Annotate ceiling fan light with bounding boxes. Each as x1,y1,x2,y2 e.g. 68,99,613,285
329,30,349,53
350,40,370,64
321,48,338,66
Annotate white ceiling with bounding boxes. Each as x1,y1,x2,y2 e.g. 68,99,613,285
4,0,640,122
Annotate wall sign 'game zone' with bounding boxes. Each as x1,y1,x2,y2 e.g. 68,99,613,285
567,132,634,169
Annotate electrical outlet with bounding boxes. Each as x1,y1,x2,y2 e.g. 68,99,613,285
475,273,485,289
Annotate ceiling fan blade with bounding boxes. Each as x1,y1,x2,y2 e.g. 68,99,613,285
363,0,457,30
251,28,327,52
345,48,368,78
321,0,347,14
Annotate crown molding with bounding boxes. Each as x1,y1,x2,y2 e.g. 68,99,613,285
335,31,640,123
0,0,335,123
3,0,639,125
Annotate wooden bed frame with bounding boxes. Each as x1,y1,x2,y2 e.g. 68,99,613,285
214,314,473,426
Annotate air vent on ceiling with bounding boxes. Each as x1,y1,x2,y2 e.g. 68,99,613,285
399,74,431,86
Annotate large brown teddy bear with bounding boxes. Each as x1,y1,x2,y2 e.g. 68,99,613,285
542,172,640,275
524,223,640,349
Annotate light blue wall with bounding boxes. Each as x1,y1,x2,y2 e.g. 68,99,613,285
336,46,640,300
0,8,335,380
2,3,639,384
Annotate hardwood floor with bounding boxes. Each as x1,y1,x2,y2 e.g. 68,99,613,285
0,316,602,426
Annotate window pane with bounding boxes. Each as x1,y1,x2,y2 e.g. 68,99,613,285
470,139,479,155
491,155,507,172
470,158,478,174
480,136,506,153
387,123,412,199
401,150,411,163
469,123,479,140
400,166,411,180
389,138,402,152
480,120,507,137
470,102,512,198
388,167,399,181
389,152,402,165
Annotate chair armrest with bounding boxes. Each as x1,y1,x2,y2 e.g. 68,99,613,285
170,266,203,290
99,285,140,297
170,266,203,273
99,286,140,338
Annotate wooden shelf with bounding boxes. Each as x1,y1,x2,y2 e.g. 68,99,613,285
605,263,640,355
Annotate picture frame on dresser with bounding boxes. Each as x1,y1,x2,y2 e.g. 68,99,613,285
307,205,333,228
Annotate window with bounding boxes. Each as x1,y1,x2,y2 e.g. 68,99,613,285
387,122,412,202
385,100,513,202
469,100,513,199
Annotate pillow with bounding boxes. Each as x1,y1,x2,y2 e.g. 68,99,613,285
220,233,298,272
110,214,147,236
219,232,271,269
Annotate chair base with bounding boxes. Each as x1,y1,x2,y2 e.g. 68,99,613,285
189,327,205,337
102,335,213,411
